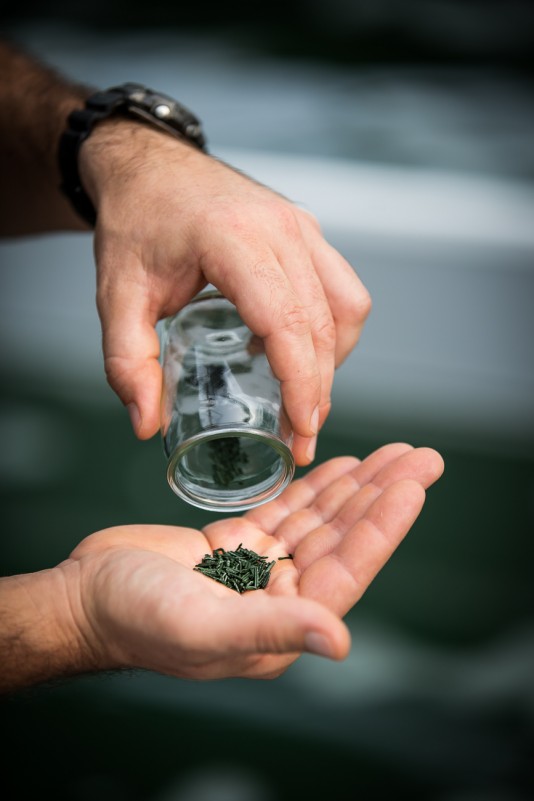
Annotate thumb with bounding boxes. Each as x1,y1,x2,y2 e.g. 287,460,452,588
98,284,162,440
211,594,352,661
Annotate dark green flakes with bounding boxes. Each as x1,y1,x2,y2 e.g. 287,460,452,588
194,544,291,593
207,437,249,487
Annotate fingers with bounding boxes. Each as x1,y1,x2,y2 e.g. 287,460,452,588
247,443,443,608
299,479,427,617
284,445,443,559
291,216,371,464
303,229,372,369
96,255,163,440
208,206,370,466
247,442,414,538
269,230,337,464
295,208,372,368
245,454,362,534
216,240,322,446
293,447,443,570
360,445,444,491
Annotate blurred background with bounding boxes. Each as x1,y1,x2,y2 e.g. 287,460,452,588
1,2,533,799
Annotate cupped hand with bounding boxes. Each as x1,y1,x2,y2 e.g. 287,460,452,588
63,443,443,681
79,123,371,465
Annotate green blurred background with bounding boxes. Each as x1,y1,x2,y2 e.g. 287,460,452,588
1,2,533,799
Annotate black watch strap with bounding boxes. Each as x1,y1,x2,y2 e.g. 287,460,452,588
58,82,208,226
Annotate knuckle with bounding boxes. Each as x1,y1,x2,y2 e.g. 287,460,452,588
343,286,372,323
300,207,321,232
269,202,302,239
359,288,373,319
314,314,337,352
103,354,134,399
279,302,311,337
103,354,125,386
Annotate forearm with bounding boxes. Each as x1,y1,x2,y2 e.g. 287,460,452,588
0,37,93,235
0,566,98,695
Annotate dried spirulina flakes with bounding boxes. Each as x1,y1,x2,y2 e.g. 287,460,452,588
194,543,292,593
207,436,249,487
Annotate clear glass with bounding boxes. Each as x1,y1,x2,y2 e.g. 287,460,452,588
160,290,295,512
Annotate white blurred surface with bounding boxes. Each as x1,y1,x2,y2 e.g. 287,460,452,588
1,26,533,456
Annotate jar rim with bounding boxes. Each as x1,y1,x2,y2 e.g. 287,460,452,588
166,426,295,513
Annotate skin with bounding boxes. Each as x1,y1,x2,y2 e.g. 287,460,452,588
0,444,444,693
0,37,371,466
79,121,371,465
0,41,444,694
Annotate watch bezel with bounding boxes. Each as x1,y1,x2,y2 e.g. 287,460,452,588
107,83,207,151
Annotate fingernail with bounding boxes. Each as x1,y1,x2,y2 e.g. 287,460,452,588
306,435,317,463
127,402,141,433
304,632,334,659
310,405,320,435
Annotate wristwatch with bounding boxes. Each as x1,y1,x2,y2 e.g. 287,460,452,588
58,82,208,226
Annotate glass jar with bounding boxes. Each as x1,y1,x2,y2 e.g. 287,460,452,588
159,289,295,512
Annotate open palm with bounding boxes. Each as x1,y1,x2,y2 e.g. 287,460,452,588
66,443,443,681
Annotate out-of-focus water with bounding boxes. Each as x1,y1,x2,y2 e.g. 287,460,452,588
1,23,533,801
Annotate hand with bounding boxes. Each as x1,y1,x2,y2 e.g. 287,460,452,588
79,123,371,465
56,443,443,682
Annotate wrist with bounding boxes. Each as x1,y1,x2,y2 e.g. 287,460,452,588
0,564,102,694
58,83,208,226
77,117,201,216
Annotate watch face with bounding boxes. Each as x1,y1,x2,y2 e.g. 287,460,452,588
121,85,206,150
